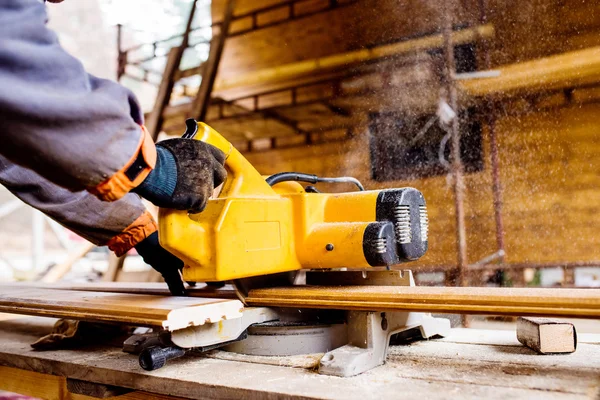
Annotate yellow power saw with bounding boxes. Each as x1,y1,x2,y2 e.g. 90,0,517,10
158,119,429,292
134,119,447,375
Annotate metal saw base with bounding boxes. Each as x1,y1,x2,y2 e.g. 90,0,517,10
223,270,450,377
126,270,449,376
222,309,449,377
318,310,449,376
224,321,348,356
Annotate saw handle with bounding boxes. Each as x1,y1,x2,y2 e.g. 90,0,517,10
192,121,276,198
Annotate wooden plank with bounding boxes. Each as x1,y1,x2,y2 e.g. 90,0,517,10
10,281,238,299
0,286,243,331
190,0,236,122
517,317,577,354
41,242,95,283
0,318,598,400
6,283,600,319
244,286,600,318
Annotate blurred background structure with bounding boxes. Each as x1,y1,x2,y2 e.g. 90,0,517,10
0,0,211,283
1,0,600,291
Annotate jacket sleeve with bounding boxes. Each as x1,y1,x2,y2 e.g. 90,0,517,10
0,0,156,202
0,155,158,256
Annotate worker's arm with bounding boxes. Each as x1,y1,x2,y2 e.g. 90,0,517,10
0,0,155,200
0,156,186,295
0,0,225,212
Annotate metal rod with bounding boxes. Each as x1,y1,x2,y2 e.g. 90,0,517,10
489,118,505,255
478,0,506,266
469,261,600,272
121,0,357,56
46,218,72,251
409,261,600,273
116,24,124,81
0,200,23,220
31,210,45,272
441,9,468,289
470,250,505,269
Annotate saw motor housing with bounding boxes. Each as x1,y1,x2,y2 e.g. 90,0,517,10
159,121,429,282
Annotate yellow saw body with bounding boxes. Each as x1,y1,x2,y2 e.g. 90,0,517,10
159,121,428,282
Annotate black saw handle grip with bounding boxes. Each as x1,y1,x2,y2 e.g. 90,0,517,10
139,346,186,371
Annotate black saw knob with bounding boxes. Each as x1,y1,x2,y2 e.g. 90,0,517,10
139,346,186,371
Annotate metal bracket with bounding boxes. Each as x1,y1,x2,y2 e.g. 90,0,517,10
317,270,450,377
318,310,450,377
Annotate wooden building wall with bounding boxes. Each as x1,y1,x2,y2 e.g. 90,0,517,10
211,0,600,269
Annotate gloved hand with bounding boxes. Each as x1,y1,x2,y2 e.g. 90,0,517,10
134,231,186,296
133,139,226,214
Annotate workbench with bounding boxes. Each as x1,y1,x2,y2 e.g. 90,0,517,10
0,316,598,400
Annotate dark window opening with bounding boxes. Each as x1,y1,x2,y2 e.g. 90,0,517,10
369,42,483,182
369,110,484,182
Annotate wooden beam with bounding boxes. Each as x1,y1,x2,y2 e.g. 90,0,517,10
175,62,206,81
145,0,199,140
244,286,600,319
0,286,242,331
212,24,494,93
190,0,236,122
460,46,600,97
0,366,186,400
145,47,182,140
103,253,125,282
40,242,95,283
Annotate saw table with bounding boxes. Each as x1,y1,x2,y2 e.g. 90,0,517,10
0,316,598,400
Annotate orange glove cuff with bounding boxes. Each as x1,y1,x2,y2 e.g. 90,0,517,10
107,210,158,257
89,125,157,202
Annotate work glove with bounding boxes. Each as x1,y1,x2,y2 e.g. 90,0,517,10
134,231,186,296
133,139,227,214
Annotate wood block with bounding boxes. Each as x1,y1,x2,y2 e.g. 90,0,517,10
517,317,577,354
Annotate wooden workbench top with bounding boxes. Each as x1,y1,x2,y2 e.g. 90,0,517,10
0,316,598,399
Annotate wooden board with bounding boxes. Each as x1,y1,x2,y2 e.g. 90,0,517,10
5,283,600,319
245,285,600,318
0,318,598,399
9,281,238,299
0,286,243,331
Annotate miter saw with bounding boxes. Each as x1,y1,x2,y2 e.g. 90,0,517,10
128,119,449,376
